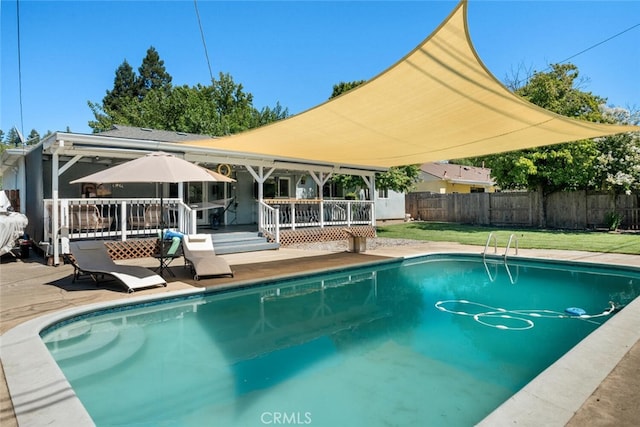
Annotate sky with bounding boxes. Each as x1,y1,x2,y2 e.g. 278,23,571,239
1,0,639,138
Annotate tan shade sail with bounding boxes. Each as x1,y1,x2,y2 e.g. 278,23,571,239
181,0,638,169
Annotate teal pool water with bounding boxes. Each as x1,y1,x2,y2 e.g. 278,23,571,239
41,255,640,426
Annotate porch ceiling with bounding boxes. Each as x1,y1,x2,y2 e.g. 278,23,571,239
180,0,638,168
39,132,387,176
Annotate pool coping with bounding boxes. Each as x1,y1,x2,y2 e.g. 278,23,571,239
1,252,639,426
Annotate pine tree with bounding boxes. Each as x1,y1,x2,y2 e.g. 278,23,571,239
137,46,172,98
27,129,40,145
103,60,138,112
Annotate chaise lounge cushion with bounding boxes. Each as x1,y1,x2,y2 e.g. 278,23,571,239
182,234,233,280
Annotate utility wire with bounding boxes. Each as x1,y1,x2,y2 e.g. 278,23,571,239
16,0,25,141
194,0,214,84
555,22,640,66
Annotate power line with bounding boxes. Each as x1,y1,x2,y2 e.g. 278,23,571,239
16,0,25,139
555,22,640,66
193,0,214,84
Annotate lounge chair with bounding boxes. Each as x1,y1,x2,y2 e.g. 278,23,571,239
129,204,163,229
66,241,167,293
70,205,112,232
182,234,233,280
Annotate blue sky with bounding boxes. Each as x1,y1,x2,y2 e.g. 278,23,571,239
1,0,639,138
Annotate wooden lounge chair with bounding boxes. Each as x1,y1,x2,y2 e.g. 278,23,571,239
182,234,233,280
66,241,167,293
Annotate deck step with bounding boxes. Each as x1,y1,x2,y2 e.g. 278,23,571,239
211,232,265,244
214,241,280,255
211,232,279,255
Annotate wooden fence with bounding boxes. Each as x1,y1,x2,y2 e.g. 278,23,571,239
405,191,640,230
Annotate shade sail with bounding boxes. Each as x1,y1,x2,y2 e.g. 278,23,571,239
181,0,638,169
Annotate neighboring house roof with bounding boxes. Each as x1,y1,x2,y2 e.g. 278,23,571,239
96,125,213,143
420,162,494,186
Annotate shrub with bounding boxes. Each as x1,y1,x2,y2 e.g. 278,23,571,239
604,212,623,231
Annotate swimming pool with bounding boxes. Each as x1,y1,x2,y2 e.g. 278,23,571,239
37,254,640,426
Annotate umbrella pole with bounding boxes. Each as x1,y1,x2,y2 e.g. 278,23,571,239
159,186,165,277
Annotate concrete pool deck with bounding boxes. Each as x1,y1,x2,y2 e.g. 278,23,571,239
1,241,639,426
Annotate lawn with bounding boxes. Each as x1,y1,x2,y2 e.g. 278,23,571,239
376,222,640,255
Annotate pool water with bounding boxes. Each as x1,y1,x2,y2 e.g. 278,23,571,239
41,255,640,426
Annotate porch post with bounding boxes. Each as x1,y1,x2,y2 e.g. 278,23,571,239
120,201,127,241
361,173,377,226
309,171,333,228
258,167,264,227
369,173,376,226
51,150,61,265
245,165,276,227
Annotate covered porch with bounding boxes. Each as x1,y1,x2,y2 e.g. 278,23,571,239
29,127,381,264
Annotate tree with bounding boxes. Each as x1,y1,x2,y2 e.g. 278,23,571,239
330,80,366,99
594,106,640,194
89,53,288,135
328,80,421,193
254,102,288,128
0,130,6,166
464,63,614,226
137,46,172,98
26,129,40,145
103,60,138,113
4,128,21,147
516,63,604,122
209,73,256,135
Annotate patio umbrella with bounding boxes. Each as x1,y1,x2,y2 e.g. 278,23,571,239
70,151,235,275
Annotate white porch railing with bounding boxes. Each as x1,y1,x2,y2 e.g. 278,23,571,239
258,201,280,243
44,198,197,250
260,199,375,243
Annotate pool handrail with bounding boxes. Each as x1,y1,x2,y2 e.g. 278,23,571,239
483,232,498,259
505,233,519,259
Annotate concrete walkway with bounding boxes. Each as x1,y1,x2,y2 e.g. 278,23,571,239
1,242,639,426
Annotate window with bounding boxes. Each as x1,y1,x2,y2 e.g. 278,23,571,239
277,177,290,198
378,188,389,199
323,182,342,198
253,177,290,199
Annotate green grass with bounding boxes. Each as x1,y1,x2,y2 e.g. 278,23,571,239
376,222,640,255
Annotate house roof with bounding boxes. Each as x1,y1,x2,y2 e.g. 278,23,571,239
96,125,213,144
420,162,494,186
179,0,638,168
4,128,386,178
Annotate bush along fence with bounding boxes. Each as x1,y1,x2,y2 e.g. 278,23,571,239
405,191,639,230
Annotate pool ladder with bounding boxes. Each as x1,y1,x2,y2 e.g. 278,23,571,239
505,233,519,259
483,232,520,284
483,232,519,260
